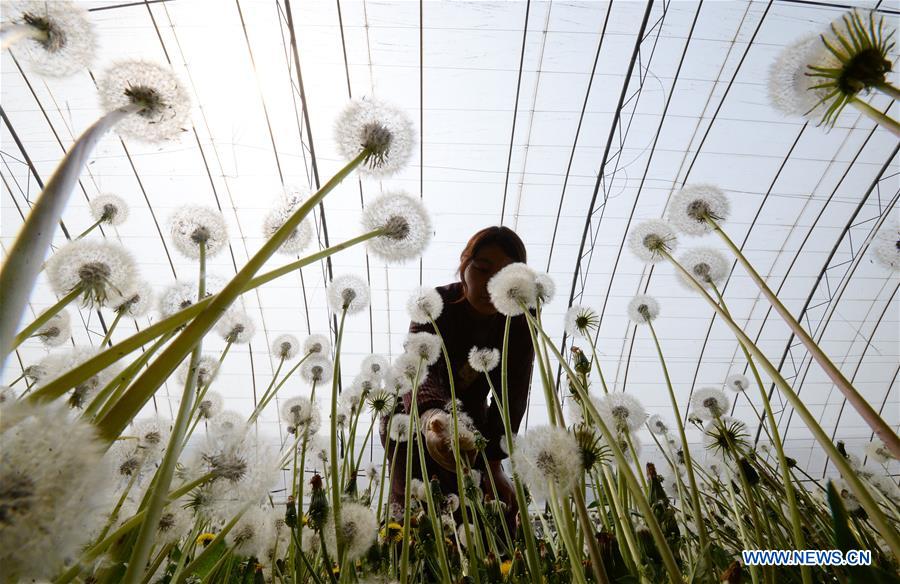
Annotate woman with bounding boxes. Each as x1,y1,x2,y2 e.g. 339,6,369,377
381,226,535,527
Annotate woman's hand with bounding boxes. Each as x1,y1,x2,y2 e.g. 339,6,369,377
422,410,477,472
486,459,518,535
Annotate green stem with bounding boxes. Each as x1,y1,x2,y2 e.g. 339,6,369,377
76,216,105,240
663,248,900,559
874,81,900,101
248,356,286,424
29,229,383,406
645,318,711,571
175,504,251,583
121,241,207,584
849,95,900,137
100,310,126,348
329,308,348,563
95,155,371,441
709,282,811,584
11,287,81,350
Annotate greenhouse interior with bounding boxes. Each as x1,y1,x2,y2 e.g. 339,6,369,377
1,0,898,582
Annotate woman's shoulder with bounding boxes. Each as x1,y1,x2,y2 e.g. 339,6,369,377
434,282,463,304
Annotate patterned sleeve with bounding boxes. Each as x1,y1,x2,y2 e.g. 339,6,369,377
482,313,534,460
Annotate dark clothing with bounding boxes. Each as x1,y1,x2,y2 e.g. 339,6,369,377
380,282,535,513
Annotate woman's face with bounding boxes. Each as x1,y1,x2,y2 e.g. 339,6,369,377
463,244,514,315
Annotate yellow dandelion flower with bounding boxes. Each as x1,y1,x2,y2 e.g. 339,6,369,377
500,559,512,578
196,532,216,547
380,521,403,543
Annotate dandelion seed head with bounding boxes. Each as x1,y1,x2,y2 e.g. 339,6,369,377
667,184,730,235
403,332,441,366
676,247,729,290
626,294,660,325
169,206,229,260
393,352,425,387
865,439,895,465
487,263,537,316
362,192,432,262
281,396,321,435
158,280,198,318
98,59,190,143
564,304,599,338
303,333,331,357
10,1,95,77
511,425,582,499
323,501,377,561
406,286,443,324
334,97,415,178
388,413,412,443
468,346,500,373
647,414,670,435
46,239,137,306
34,347,118,408
361,354,390,380
176,354,220,387
88,193,129,227
215,309,255,344
597,393,648,433
690,387,730,421
871,222,899,271
264,187,313,255
300,354,334,384
384,367,413,396
197,391,224,420
725,373,750,392
35,309,71,347
534,272,556,304
0,400,113,579
327,274,370,315
627,219,678,264
768,35,838,119
109,278,154,318
271,334,300,360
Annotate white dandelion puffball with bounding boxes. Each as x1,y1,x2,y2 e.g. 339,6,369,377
176,354,220,387
35,309,71,347
468,346,500,373
89,193,129,226
487,263,537,316
323,501,378,561
565,304,599,338
215,309,256,344
768,34,837,119
45,239,137,305
281,396,321,435
32,348,118,409
647,414,670,436
627,294,660,325
677,247,729,290
110,278,154,318
197,391,224,420
865,439,894,465
690,387,730,420
207,410,248,443
361,354,390,380
158,280,203,318
534,272,556,304
725,373,750,392
334,96,415,178
303,333,331,357
403,332,441,366
597,393,648,433
301,354,334,384
98,59,191,143
512,425,582,499
227,506,270,556
9,1,95,77
327,274,370,315
871,223,899,271
272,334,301,360
0,401,113,579
362,192,432,263
406,286,443,324
667,184,730,236
264,187,314,255
627,219,678,264
385,368,413,397
388,413,412,442
169,206,229,259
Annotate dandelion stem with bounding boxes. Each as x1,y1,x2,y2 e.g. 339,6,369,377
11,287,81,350
76,216,106,240
874,82,900,101
100,309,125,348
328,307,348,564
849,95,900,137
645,318,711,573
0,105,139,375
28,229,381,406
709,218,900,459
121,241,207,584
663,248,900,559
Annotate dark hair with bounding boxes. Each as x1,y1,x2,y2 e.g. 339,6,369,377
453,226,527,302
